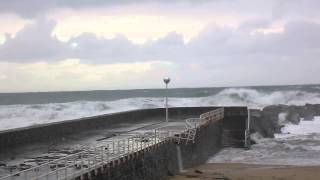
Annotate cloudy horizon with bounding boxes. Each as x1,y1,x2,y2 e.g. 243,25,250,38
0,0,320,92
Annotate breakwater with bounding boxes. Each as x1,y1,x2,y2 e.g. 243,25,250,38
90,120,223,180
78,107,247,180
0,107,245,151
0,107,248,180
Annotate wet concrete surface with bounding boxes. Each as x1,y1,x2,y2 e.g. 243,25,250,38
0,117,189,178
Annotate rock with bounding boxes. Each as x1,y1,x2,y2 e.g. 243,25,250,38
250,132,264,144
167,170,174,176
286,111,300,124
312,104,320,115
303,111,314,121
294,104,316,120
249,109,277,138
57,163,65,168
249,104,320,139
194,169,203,174
0,162,6,167
74,164,82,169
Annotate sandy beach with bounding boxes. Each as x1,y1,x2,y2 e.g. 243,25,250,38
170,163,320,180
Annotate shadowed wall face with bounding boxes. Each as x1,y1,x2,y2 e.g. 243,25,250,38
223,107,247,147
77,107,248,180
78,116,224,180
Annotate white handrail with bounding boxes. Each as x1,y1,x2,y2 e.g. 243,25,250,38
0,108,224,180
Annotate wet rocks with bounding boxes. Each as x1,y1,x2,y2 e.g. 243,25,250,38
250,104,320,138
250,108,279,138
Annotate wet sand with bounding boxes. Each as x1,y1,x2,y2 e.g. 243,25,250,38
170,163,320,180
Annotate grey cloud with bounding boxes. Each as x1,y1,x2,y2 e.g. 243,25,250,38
0,0,57,18
249,21,320,56
1,18,320,69
0,0,222,18
0,18,68,62
69,33,140,63
2,0,319,21
0,17,320,86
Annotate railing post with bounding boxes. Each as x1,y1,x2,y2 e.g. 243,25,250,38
101,146,104,163
122,139,125,154
106,144,110,162
112,140,115,154
93,148,96,166
117,140,120,154
72,156,76,179
56,161,59,179
140,139,142,150
128,138,130,153
64,158,68,178
35,167,39,180
24,170,28,180
80,153,83,174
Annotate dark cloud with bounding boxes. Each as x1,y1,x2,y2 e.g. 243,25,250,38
0,0,57,18
0,0,222,18
2,0,319,20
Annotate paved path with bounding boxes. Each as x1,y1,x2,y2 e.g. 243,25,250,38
0,118,188,179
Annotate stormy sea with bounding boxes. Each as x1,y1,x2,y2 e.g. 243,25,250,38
1,84,320,166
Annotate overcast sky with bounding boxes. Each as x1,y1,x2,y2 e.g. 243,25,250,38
0,0,319,92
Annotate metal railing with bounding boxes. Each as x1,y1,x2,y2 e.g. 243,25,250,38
0,130,165,180
178,108,224,144
0,108,224,180
200,108,224,122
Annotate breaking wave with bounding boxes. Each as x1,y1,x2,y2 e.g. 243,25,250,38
1,87,320,131
208,116,320,165
203,88,320,107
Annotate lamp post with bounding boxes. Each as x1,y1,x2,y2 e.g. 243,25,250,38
163,77,170,123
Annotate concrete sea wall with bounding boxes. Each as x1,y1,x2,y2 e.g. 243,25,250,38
69,107,247,180
0,106,248,180
0,107,223,151
76,117,223,180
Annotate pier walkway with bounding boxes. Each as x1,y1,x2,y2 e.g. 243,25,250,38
0,108,224,180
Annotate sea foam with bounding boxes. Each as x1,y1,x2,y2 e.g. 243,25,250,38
1,88,320,131
208,117,320,165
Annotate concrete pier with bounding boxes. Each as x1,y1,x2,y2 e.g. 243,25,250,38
0,106,248,180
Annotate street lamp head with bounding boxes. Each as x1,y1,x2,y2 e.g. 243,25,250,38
163,77,170,84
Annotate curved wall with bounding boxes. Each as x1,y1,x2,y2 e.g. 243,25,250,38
0,106,247,152
0,107,218,151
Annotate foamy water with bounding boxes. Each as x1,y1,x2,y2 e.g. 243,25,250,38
1,87,320,131
208,116,320,165
1,86,320,166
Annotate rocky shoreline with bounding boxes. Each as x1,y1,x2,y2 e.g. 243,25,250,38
250,104,320,139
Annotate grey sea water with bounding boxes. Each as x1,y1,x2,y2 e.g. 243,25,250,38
1,84,320,166
1,84,320,131
1,84,320,105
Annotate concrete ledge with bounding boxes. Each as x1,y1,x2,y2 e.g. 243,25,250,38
75,115,227,180
0,106,247,152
